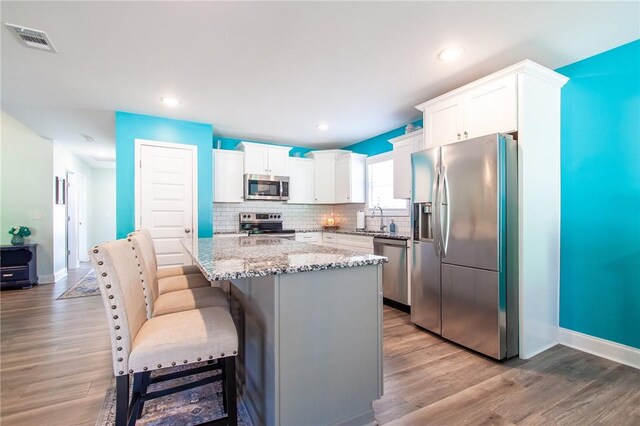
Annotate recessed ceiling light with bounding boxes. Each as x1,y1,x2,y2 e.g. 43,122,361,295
316,123,328,131
160,96,180,107
438,46,464,62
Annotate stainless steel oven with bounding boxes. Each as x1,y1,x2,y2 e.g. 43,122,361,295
244,174,289,201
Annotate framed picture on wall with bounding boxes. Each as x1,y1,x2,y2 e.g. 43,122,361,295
55,176,66,204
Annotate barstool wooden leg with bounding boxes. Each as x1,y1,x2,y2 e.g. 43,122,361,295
223,357,237,426
115,374,130,426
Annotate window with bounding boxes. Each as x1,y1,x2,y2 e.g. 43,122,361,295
366,153,409,215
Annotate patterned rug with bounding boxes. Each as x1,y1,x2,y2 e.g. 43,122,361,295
57,270,100,299
96,364,252,425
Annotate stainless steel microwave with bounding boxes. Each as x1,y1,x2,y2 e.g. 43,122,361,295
244,174,289,201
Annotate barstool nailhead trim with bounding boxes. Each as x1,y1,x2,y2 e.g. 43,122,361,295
117,347,122,351
115,326,120,330
113,315,118,319
119,370,124,374
157,364,162,368
143,367,148,371
197,357,201,361
233,351,237,354
118,358,123,362
209,355,214,360
183,360,188,364
172,362,176,366
102,272,107,277
129,369,133,374
98,261,103,265
116,336,122,340
220,353,225,357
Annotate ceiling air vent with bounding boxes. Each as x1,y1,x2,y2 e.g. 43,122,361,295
5,23,58,53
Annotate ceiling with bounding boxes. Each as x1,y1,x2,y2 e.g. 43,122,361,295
2,1,638,168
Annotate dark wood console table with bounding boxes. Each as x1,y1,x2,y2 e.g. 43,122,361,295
1,244,38,288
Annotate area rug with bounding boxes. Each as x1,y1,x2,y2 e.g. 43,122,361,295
57,270,100,299
96,364,252,426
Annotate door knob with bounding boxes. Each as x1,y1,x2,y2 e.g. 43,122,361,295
185,228,191,233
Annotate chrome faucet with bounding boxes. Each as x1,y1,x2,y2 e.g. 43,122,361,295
370,205,386,232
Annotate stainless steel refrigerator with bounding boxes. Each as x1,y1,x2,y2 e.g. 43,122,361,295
410,133,519,360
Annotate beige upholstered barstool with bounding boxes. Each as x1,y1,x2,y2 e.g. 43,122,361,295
128,231,229,318
90,239,238,426
130,229,210,295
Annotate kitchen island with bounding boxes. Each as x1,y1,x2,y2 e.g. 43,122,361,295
185,236,387,426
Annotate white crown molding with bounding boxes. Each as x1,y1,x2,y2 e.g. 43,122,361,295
415,59,569,112
559,327,640,370
389,129,423,144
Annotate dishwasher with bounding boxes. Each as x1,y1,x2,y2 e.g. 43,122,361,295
373,237,408,306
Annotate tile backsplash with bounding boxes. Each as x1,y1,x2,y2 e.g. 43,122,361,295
213,201,412,235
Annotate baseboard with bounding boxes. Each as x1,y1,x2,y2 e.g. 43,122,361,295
54,268,68,283
559,327,640,369
38,274,55,284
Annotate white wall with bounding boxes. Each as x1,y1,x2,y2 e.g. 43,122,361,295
53,143,92,274
0,111,55,282
89,168,116,246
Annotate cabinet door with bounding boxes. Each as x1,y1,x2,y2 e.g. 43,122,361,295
425,96,464,147
243,145,268,175
393,139,413,199
267,148,290,176
464,75,517,139
413,132,426,153
214,150,245,202
335,156,351,203
288,158,314,203
313,156,336,203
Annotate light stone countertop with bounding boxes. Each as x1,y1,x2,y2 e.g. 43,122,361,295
295,228,411,241
186,236,388,281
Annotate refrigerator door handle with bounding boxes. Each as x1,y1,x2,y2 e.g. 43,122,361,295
441,169,451,256
433,167,441,256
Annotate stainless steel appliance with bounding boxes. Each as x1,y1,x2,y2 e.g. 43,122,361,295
374,237,408,306
411,133,518,360
244,174,289,201
239,212,295,239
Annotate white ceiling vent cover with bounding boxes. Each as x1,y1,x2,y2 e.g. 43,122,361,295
5,23,58,53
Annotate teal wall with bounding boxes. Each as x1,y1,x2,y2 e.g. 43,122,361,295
557,40,640,349
214,136,312,157
115,111,214,238
343,119,423,156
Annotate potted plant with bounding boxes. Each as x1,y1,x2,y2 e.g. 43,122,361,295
8,226,31,245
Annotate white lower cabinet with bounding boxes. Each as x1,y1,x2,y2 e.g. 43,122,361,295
213,149,244,203
322,232,338,247
295,232,322,245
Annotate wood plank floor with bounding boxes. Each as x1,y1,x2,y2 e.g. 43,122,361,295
1,270,638,425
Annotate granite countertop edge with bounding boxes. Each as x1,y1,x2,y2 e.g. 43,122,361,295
200,256,388,281
295,229,411,241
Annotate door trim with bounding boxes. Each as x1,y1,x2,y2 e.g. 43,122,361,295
134,139,199,247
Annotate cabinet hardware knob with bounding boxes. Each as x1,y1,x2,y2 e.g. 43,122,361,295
457,133,461,139
185,228,191,233
464,131,468,138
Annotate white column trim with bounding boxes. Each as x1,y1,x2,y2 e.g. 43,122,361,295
559,327,640,370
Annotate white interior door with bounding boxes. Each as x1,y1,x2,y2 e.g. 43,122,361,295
138,142,197,267
66,172,79,269
77,173,88,262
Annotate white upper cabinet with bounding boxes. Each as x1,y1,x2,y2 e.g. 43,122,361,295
213,149,244,203
464,75,517,139
424,96,464,147
237,141,292,176
390,129,423,199
335,153,367,203
288,157,315,204
418,75,517,148
306,150,346,204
